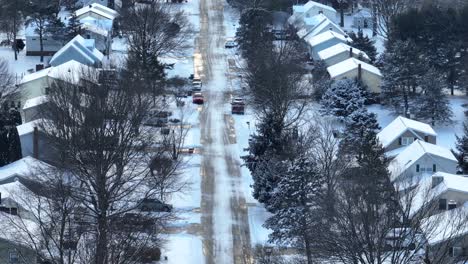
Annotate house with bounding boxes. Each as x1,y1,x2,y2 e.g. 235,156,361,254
353,9,373,29
377,116,437,154
388,140,458,182
22,96,49,123
288,1,337,26
299,17,346,40
317,43,370,66
19,60,89,104
17,119,56,162
75,3,118,22
326,57,381,93
49,35,104,67
306,31,352,60
420,202,468,261
25,27,63,56
0,220,39,264
407,173,468,218
80,21,111,53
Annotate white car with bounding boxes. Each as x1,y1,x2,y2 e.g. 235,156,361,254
225,40,237,48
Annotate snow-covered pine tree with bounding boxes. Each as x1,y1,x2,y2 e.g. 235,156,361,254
311,60,332,100
455,121,468,174
320,78,365,121
65,12,82,42
348,29,377,63
339,107,380,160
415,68,452,125
264,155,324,263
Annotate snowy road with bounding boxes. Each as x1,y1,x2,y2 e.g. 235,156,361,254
195,0,251,263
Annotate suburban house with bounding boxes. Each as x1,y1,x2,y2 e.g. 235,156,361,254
408,173,468,218
0,157,50,185
317,43,369,66
300,18,345,40
388,140,458,182
25,26,63,56
421,203,468,262
49,35,104,67
81,22,110,53
353,9,373,29
288,1,337,26
19,60,89,104
0,221,39,264
377,116,437,154
306,31,352,60
295,14,328,39
17,119,55,163
326,57,381,93
22,96,49,123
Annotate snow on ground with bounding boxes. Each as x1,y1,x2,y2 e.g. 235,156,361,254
342,13,386,54
160,233,205,264
0,47,51,84
368,96,468,150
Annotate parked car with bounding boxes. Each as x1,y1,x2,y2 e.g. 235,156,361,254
192,82,202,93
144,111,171,127
193,92,204,104
137,198,173,212
231,98,245,114
225,40,237,48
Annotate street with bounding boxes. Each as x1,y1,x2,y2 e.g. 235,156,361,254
195,0,252,263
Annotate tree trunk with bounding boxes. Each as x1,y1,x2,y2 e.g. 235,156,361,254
304,236,314,264
340,3,344,27
39,29,44,63
372,4,377,37
96,213,108,264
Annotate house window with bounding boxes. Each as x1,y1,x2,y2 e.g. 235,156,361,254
416,164,420,172
45,87,50,95
448,200,457,210
31,38,37,41
401,137,414,146
420,166,433,173
424,136,429,142
9,251,19,263
450,247,463,257
438,199,447,210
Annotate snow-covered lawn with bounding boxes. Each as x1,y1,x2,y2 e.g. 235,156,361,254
160,233,205,264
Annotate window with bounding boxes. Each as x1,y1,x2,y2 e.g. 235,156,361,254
450,247,463,257
439,199,447,210
448,200,457,210
9,251,18,263
424,135,429,142
401,137,414,146
31,38,37,41
433,164,437,172
45,87,50,95
416,164,420,172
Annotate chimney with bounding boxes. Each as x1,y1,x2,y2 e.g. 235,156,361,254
358,63,362,80
349,47,353,58
33,126,39,159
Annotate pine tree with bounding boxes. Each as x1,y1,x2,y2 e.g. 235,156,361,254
264,155,324,263
65,13,82,42
348,29,377,63
339,108,380,160
455,121,468,174
312,60,332,100
0,120,8,166
7,126,21,163
46,16,67,45
320,78,365,121
381,39,426,117
415,68,452,125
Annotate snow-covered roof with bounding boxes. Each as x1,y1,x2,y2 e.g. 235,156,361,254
326,57,381,78
75,3,118,21
22,96,49,110
318,43,369,61
49,35,104,67
421,201,468,245
17,119,46,136
20,60,89,85
306,31,351,48
302,1,337,13
0,157,51,182
377,116,437,149
296,14,328,38
389,140,458,181
355,8,372,18
307,18,344,38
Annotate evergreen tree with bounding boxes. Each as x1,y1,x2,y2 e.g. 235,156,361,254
0,120,8,166
414,68,452,125
65,13,82,42
381,39,425,117
7,126,21,163
46,16,66,45
339,108,380,160
348,29,378,63
264,155,324,264
455,121,468,174
320,78,365,121
311,60,332,100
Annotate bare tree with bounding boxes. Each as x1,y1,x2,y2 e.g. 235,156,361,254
120,3,192,98
0,0,27,60
369,0,409,38
0,58,19,108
